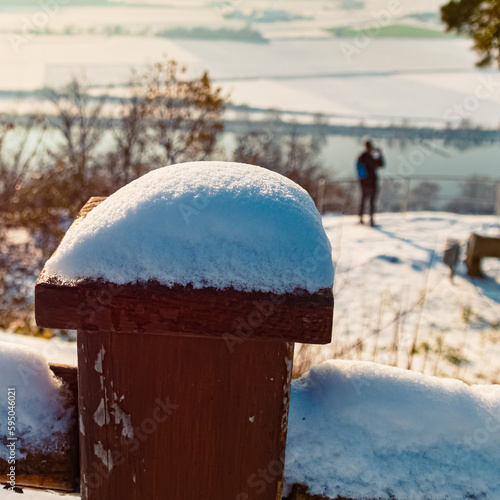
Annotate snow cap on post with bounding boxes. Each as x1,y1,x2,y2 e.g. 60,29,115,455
36,161,334,343
44,161,333,293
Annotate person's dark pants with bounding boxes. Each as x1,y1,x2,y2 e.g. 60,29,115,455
359,181,378,220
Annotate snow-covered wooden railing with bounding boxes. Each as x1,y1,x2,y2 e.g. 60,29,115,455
29,162,335,500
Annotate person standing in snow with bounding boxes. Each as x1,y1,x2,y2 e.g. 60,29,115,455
356,140,384,227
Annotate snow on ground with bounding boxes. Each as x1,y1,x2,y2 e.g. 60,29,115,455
3,32,500,127
0,34,202,91
0,342,74,461
175,38,500,127
0,490,77,499
302,212,500,385
0,331,77,367
218,79,357,116
0,334,77,498
1,211,499,498
45,162,333,294
284,360,500,500
286,70,500,126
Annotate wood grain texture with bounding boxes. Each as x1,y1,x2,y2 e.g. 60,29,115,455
35,197,334,345
78,330,294,500
0,364,79,493
36,278,333,344
71,196,107,226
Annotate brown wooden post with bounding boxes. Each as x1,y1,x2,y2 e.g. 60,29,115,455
496,180,500,216
35,197,333,500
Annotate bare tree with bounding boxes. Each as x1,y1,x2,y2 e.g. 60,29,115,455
233,113,284,173
0,115,48,334
0,116,46,211
139,57,226,166
105,87,149,187
47,79,106,199
234,113,330,203
445,176,496,214
282,117,328,195
408,181,440,212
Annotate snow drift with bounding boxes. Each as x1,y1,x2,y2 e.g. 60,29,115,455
0,342,74,460
44,161,333,294
285,360,500,499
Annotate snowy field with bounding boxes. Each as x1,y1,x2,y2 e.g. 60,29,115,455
1,211,499,385
2,35,498,127
0,0,448,36
1,1,499,128
299,212,500,385
1,211,499,384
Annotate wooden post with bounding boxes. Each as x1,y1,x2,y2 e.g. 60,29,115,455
496,180,500,217
35,198,333,500
316,176,326,214
401,178,411,214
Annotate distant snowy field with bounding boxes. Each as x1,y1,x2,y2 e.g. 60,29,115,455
2,35,498,127
1,0,499,128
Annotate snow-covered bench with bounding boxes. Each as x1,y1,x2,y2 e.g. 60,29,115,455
466,233,500,277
